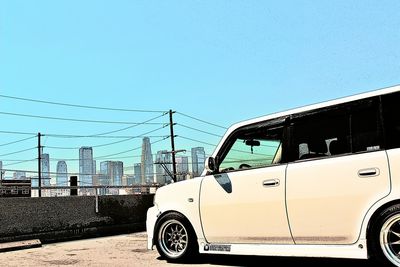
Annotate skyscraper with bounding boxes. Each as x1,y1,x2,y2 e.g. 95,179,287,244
41,153,50,186
92,160,96,175
13,171,26,179
56,161,68,186
191,147,206,177
141,137,154,184
176,156,189,181
0,161,3,180
134,163,142,184
155,150,171,185
100,161,123,186
79,147,93,187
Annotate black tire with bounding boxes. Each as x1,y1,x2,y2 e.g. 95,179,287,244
369,204,400,266
154,212,198,262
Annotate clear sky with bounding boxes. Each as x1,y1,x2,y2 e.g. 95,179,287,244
0,1,399,176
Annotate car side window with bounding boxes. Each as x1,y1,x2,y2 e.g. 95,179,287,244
218,125,284,172
351,98,382,153
382,92,400,149
290,107,351,161
290,97,383,162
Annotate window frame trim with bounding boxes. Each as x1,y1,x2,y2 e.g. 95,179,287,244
214,116,290,174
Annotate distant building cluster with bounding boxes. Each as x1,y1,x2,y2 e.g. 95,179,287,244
0,137,206,196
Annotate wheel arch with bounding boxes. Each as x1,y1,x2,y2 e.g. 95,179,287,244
153,210,198,246
366,199,400,254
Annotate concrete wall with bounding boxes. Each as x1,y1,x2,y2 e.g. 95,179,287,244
0,195,154,243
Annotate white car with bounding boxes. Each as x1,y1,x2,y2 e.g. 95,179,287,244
147,85,400,266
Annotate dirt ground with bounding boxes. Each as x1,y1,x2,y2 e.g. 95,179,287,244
0,232,375,267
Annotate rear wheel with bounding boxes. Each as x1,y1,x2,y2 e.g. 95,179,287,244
155,212,198,261
370,204,400,266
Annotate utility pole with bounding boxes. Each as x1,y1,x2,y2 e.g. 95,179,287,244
169,110,177,182
38,132,42,197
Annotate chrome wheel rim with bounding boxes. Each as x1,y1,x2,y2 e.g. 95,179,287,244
380,214,400,266
158,219,188,258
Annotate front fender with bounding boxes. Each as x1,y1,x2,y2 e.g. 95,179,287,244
147,178,205,249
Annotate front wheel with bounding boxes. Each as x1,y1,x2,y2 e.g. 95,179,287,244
155,212,198,261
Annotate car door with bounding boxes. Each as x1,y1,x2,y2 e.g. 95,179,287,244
199,121,293,244
286,97,391,245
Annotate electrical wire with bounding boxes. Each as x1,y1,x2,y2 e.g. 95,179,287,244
0,135,36,147
1,168,168,177
44,126,169,149
0,147,37,157
177,135,267,156
0,111,167,125
0,130,37,135
94,137,170,159
177,123,223,137
177,136,217,147
0,94,167,113
2,158,37,167
79,113,168,137
176,112,227,129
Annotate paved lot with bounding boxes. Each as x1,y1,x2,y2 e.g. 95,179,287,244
0,232,376,267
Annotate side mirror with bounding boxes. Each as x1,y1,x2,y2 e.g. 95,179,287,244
205,157,217,173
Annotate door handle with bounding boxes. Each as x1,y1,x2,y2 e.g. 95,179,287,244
263,179,280,187
358,168,380,177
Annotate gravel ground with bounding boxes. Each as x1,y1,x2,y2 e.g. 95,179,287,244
0,232,375,267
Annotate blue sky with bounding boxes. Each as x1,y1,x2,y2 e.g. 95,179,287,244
0,1,399,176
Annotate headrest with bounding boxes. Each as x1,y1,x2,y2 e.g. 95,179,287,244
308,139,328,154
329,139,347,155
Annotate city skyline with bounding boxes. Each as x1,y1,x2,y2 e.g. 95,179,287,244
1,139,207,188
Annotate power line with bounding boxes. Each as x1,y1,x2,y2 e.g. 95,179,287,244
44,133,164,139
0,94,167,113
0,130,37,135
94,137,169,159
0,115,168,139
2,158,37,167
44,125,169,149
0,135,36,147
177,136,218,147
177,123,223,137
1,168,167,177
45,135,167,149
0,147,37,157
177,135,266,156
84,113,168,137
176,112,227,129
0,111,167,125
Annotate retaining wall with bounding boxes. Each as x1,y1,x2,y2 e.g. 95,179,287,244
0,195,154,243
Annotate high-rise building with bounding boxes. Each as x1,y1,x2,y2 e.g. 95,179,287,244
100,161,123,186
0,161,4,180
93,160,96,175
141,137,154,184
55,161,68,196
155,150,171,185
92,173,109,195
191,147,206,177
13,171,26,180
41,153,50,186
79,147,93,187
176,156,189,181
56,161,68,186
125,175,135,185
134,163,142,184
